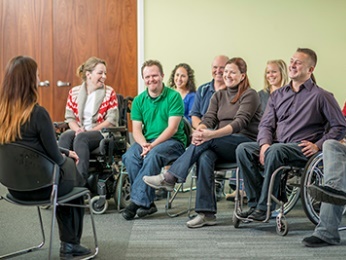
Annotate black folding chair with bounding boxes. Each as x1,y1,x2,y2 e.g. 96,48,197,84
0,143,98,259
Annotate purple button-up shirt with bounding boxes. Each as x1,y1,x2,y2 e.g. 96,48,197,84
257,78,346,149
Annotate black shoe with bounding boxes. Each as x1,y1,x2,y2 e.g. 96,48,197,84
238,207,255,218
308,185,346,206
248,209,267,221
122,202,140,220
155,189,168,201
60,242,91,258
302,236,332,247
137,203,158,218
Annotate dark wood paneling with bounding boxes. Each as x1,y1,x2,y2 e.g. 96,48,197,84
0,0,54,114
1,0,137,122
52,0,137,121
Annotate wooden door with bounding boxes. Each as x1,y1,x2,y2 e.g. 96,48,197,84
0,0,137,121
0,0,54,113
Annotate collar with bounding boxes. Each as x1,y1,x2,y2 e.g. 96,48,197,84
145,84,167,102
284,78,314,92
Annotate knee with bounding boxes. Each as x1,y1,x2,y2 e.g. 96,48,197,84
323,139,340,151
236,142,254,160
74,132,89,145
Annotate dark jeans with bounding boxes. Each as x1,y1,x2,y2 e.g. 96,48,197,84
10,157,84,244
58,129,103,181
236,142,308,211
122,139,185,208
168,134,253,214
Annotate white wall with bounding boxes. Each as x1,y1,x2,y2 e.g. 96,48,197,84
143,0,346,106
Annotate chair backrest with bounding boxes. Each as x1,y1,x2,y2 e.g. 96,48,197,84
0,143,58,191
182,117,193,147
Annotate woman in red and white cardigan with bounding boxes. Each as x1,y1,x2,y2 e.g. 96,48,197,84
58,57,118,184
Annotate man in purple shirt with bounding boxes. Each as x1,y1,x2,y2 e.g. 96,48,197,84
236,48,346,221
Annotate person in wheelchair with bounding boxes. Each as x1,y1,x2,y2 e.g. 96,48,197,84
121,60,187,220
58,57,119,186
144,57,262,228
0,56,91,258
303,139,346,247
236,48,346,221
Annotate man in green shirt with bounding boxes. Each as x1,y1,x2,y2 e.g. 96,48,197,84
122,60,186,220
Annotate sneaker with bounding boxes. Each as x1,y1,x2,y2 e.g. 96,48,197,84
308,185,346,206
186,213,217,228
302,236,332,247
137,203,158,218
143,174,174,192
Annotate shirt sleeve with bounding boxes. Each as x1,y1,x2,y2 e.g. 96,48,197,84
201,92,218,128
168,92,184,117
131,96,142,122
104,88,119,126
229,89,260,133
189,89,202,118
36,107,66,166
314,93,346,149
257,94,277,146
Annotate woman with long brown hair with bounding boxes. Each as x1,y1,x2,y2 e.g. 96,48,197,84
143,57,262,228
0,56,91,258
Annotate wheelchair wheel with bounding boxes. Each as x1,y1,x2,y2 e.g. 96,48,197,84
276,218,289,236
300,152,323,225
90,196,108,215
114,173,131,209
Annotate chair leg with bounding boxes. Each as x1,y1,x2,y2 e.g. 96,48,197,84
165,183,189,217
86,192,99,259
0,206,45,259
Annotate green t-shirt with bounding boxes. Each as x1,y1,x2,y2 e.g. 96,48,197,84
131,86,187,146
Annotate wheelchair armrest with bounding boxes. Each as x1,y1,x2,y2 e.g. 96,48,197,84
101,126,127,134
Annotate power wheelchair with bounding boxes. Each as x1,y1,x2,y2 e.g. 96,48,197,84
232,151,328,236
55,94,133,214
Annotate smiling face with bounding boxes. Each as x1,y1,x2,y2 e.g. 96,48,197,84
86,63,107,88
142,65,164,97
212,56,228,83
289,52,314,83
174,66,188,89
223,63,245,88
266,63,282,88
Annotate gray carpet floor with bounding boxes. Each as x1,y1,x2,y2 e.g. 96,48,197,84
1,183,346,260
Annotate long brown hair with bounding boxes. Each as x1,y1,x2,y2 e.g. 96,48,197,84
226,57,251,103
0,56,38,143
168,63,196,92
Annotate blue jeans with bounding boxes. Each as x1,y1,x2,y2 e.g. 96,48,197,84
313,140,346,244
122,139,185,208
236,142,308,211
168,134,253,213
58,130,104,181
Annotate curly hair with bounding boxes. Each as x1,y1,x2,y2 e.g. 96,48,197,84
168,63,196,92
